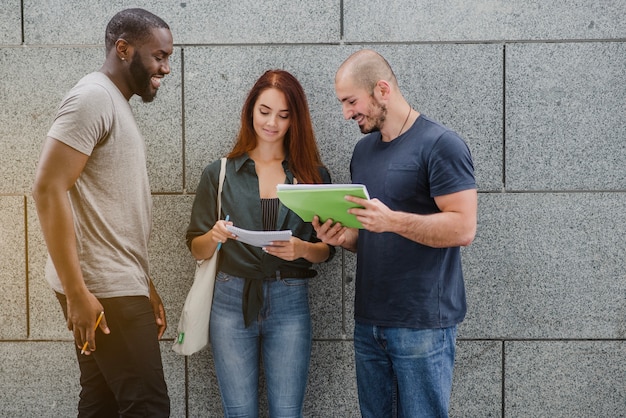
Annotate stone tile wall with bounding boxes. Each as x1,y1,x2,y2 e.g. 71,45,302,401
1,1,625,416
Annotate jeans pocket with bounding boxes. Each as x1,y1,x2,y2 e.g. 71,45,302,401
280,278,308,287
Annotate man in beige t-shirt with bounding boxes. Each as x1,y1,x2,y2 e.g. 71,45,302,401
33,8,173,416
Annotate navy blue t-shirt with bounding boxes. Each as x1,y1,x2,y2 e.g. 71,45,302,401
350,114,475,329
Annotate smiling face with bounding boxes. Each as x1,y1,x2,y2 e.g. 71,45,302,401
335,76,386,134
127,27,173,103
252,87,291,145
356,95,387,134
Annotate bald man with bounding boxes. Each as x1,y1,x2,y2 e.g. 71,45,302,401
313,49,477,417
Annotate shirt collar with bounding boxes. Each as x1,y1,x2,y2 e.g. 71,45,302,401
231,153,293,182
232,153,251,172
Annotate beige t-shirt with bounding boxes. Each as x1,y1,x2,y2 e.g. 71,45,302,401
45,72,152,298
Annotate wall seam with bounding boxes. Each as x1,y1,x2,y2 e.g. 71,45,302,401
341,249,347,336
502,44,507,191
181,47,187,192
339,0,344,40
20,0,24,44
24,195,30,338
502,341,506,417
184,356,190,417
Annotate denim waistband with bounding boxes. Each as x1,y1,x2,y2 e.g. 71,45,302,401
265,269,317,280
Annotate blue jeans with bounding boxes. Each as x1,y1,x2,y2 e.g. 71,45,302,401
354,321,458,418
209,272,312,418
56,293,170,417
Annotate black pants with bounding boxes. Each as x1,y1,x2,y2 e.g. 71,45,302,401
56,293,170,417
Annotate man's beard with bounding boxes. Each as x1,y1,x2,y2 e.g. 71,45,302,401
358,97,387,134
129,52,156,103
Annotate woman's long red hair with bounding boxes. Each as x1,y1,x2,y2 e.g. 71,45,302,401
228,69,323,184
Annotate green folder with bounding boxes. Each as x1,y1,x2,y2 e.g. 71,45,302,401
277,184,370,229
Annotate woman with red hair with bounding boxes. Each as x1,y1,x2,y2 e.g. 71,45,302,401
186,69,334,417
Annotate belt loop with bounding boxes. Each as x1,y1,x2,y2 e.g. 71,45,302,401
275,270,281,281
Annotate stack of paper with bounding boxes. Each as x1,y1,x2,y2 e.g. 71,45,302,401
277,184,370,229
226,225,292,247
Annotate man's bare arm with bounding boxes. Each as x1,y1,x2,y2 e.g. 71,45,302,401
346,188,477,248
33,138,109,351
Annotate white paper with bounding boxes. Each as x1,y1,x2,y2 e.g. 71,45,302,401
226,225,292,247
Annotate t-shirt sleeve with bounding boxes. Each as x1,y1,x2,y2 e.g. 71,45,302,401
47,83,114,156
428,131,476,197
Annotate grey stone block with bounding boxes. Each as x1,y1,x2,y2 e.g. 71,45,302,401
344,0,626,42
0,196,27,339
0,1,21,45
506,42,626,191
505,341,626,417
184,44,501,192
461,192,626,339
169,1,339,44
23,2,113,45
0,341,183,417
451,340,502,417
305,340,359,417
0,342,79,416
0,46,181,195
23,2,339,45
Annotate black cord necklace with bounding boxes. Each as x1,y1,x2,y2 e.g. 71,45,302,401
398,105,412,138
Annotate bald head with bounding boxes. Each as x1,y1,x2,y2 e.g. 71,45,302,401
336,49,398,94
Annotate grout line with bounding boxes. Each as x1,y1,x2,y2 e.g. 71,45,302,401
339,0,344,40
502,44,507,190
24,195,30,337
184,356,190,417
20,1,25,44
341,248,347,336
502,341,506,417
180,47,187,192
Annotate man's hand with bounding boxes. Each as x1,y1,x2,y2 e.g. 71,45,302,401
149,279,167,339
312,216,358,252
346,196,395,233
346,190,478,248
67,290,110,355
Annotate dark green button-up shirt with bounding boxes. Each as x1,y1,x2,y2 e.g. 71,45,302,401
186,154,335,279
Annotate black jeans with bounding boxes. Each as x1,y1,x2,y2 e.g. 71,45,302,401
56,293,170,417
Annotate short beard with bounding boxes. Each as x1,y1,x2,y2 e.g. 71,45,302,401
359,96,386,134
129,51,156,103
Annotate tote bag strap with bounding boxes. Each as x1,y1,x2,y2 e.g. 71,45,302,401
217,157,226,218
